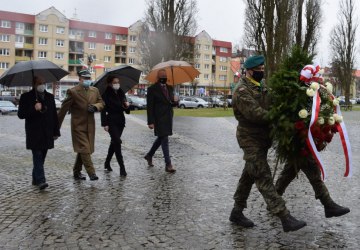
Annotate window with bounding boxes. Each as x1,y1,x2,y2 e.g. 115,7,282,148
204,64,210,69
220,65,227,71
88,31,96,38
89,42,96,49
129,35,136,42
219,75,227,81
69,29,76,36
195,54,200,59
38,51,47,58
104,44,112,51
204,54,210,61
220,47,228,53
38,38,48,45
204,74,209,80
0,34,10,42
0,48,10,56
39,24,48,32
56,26,65,34
104,56,111,62
1,20,11,28
128,58,135,64
115,34,121,40
204,45,210,50
219,56,227,62
0,62,9,69
195,63,200,69
56,39,64,47
121,34,127,41
55,52,64,59
105,32,112,39
15,35,24,43
129,47,136,53
196,44,201,50
16,22,24,30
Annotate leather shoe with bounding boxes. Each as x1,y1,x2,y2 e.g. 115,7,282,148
89,174,99,181
104,162,113,171
165,164,176,173
74,173,86,180
325,202,350,218
229,208,254,227
144,155,154,167
38,182,49,190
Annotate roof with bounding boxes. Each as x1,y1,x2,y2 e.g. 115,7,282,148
212,39,232,48
230,61,241,74
69,20,128,34
0,10,35,23
354,69,360,78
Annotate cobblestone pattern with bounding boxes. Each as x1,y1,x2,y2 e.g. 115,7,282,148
0,112,359,249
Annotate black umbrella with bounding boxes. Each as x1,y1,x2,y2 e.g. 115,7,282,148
93,65,141,94
0,60,69,87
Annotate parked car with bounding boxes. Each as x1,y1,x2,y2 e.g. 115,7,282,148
178,97,209,109
226,95,233,107
127,95,147,110
0,95,20,106
356,97,360,104
0,100,18,115
199,96,224,107
54,99,62,110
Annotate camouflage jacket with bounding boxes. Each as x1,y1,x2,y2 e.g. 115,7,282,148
232,76,271,148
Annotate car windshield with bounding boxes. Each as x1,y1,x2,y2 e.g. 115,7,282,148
0,101,15,107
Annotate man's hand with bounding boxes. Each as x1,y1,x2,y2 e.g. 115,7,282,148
148,124,154,129
35,102,42,111
104,126,109,132
123,101,130,108
88,105,97,113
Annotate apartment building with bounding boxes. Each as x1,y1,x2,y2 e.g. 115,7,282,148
0,6,233,98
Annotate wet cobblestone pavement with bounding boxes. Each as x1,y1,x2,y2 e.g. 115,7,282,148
0,111,359,249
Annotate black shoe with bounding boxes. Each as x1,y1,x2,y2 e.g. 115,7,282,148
104,162,113,171
89,174,99,181
325,203,350,218
32,180,36,186
38,183,49,190
280,213,307,232
144,155,154,167
120,166,127,176
74,173,86,180
229,208,254,228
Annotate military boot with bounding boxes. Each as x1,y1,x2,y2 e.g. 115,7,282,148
324,202,350,218
280,213,306,232
229,208,254,228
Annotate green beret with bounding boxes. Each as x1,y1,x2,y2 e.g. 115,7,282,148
244,55,265,69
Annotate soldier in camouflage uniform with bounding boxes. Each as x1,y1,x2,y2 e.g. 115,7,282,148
229,55,306,232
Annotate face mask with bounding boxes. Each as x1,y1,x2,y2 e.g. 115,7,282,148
251,70,264,83
36,84,46,92
112,84,120,90
82,80,92,87
159,77,167,84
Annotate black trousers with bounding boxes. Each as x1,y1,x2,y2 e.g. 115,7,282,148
105,125,125,167
147,136,171,166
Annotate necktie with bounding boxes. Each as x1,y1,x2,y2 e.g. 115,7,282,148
161,84,169,99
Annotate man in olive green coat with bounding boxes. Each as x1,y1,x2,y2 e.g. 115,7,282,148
229,55,306,232
58,69,104,181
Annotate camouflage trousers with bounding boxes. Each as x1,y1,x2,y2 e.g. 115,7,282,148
233,147,288,217
275,156,333,206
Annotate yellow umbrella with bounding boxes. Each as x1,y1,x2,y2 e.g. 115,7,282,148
145,60,200,85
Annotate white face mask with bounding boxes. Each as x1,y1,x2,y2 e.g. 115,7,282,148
36,84,46,92
112,84,120,90
82,80,92,87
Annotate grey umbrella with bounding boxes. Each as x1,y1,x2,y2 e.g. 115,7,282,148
93,65,142,95
0,60,69,87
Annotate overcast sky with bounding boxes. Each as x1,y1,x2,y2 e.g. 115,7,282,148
1,0,358,67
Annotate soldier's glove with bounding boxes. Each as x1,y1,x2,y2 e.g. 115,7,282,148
87,105,97,113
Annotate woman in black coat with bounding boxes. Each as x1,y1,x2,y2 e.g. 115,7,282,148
18,75,60,190
101,75,130,176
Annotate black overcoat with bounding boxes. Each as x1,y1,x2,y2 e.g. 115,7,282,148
18,89,60,150
101,86,130,127
146,83,176,137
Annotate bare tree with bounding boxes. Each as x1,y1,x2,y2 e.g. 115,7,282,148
330,0,358,103
139,0,198,72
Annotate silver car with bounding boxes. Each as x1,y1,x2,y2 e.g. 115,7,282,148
0,101,18,115
178,97,209,109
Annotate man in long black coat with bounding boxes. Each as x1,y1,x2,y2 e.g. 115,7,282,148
144,69,177,173
18,75,60,190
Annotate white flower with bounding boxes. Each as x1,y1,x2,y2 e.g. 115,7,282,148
328,117,335,125
298,109,308,119
306,88,315,97
333,114,343,123
333,98,340,106
325,82,333,93
310,81,320,90
317,117,324,125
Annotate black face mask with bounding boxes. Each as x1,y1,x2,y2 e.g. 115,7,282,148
251,70,264,83
159,77,167,84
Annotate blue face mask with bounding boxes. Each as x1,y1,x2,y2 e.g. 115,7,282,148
83,80,92,87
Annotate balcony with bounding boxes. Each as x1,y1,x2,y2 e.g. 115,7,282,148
115,51,127,57
15,56,31,62
69,47,84,53
24,43,34,49
24,30,34,36
68,59,82,65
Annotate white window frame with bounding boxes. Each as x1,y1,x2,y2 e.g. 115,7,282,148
128,58,135,64
15,35,24,43
220,47,228,53
204,74,209,80
56,39,64,47
195,63,200,69
195,54,200,59
0,62,10,69
204,45,210,50
204,54,210,61
16,22,24,30
69,29,76,36
1,20,11,28
89,42,96,49
104,56,111,62
55,52,64,60
0,35,10,42
220,65,227,71
88,31,96,38
105,32,112,39
56,26,65,34
115,34,121,40
129,35,136,42
196,44,201,50
0,48,10,56
39,24,48,32
204,64,210,69
129,47,135,53
219,75,227,81
38,51,47,58
104,44,112,51
219,56,227,62
38,37,48,45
